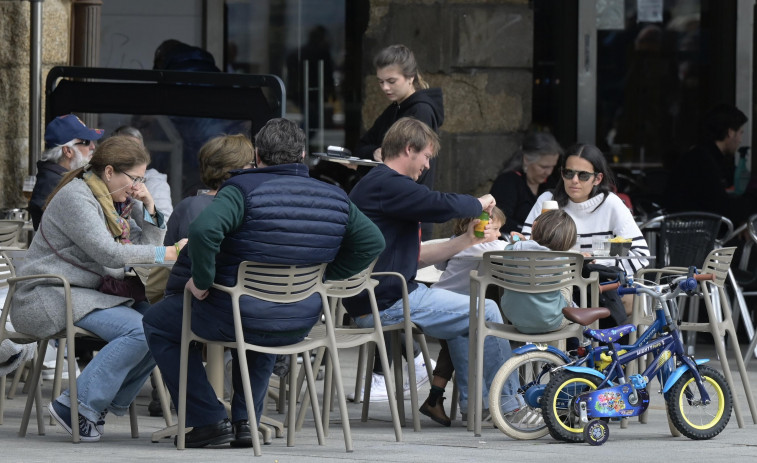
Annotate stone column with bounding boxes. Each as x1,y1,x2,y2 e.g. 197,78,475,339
71,0,102,128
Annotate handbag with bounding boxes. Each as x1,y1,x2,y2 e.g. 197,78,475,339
39,226,147,303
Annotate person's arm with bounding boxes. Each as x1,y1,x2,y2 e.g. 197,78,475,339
377,173,483,224
187,186,245,290
324,203,386,280
419,219,499,268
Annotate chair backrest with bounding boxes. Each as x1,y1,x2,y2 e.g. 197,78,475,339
325,259,378,299
700,247,736,289
641,212,733,268
229,261,329,304
0,220,24,249
480,250,595,307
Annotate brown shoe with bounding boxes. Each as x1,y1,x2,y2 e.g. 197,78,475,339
419,397,451,427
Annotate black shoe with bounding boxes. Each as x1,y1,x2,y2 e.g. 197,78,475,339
230,420,253,448
148,399,163,417
176,418,234,448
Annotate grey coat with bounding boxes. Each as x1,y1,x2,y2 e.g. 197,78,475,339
10,179,165,338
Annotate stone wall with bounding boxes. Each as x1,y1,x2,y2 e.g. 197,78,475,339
363,0,532,237
0,0,70,210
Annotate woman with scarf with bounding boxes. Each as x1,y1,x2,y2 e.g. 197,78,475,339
10,136,185,442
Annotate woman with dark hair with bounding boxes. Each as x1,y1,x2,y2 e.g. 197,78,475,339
520,143,650,277
10,136,185,442
490,132,562,233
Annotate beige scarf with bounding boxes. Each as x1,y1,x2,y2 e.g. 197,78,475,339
83,171,133,244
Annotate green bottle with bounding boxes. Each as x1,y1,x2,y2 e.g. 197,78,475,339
474,211,490,238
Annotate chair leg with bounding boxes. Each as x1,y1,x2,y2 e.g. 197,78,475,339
324,344,353,452
151,367,174,427
375,339,403,442
1,374,6,425
745,327,757,363
20,341,48,438
449,375,458,421
299,351,325,445
232,345,261,456
404,329,421,432
7,359,27,399
129,401,139,438
354,344,367,403
321,349,333,436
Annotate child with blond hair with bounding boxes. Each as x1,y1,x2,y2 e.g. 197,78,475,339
501,209,577,334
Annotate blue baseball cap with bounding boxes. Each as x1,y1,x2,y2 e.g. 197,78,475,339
44,114,105,149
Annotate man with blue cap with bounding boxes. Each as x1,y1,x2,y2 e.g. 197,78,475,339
29,114,104,229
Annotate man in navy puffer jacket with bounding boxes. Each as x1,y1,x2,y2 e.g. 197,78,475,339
143,118,384,448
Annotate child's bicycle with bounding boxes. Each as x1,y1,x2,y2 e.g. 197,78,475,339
488,282,625,440
541,268,732,445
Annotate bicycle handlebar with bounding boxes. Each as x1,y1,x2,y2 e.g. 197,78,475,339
616,273,715,298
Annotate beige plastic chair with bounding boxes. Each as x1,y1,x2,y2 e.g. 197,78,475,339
367,271,434,432
467,250,599,436
0,250,141,442
176,261,353,455
295,259,402,442
0,220,25,249
676,247,757,426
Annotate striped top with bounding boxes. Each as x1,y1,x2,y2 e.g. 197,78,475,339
521,191,650,276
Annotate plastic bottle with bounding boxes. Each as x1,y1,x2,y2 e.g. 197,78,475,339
474,211,489,238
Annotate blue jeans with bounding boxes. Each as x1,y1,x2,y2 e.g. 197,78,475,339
142,294,304,427
57,302,155,423
354,284,517,410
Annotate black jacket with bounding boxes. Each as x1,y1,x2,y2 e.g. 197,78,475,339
355,88,445,160
29,160,67,230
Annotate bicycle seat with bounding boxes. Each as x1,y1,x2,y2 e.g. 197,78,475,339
562,306,611,326
585,324,637,343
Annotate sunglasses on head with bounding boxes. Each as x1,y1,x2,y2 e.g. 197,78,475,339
561,168,597,182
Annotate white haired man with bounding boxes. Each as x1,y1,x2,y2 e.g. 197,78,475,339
29,114,104,229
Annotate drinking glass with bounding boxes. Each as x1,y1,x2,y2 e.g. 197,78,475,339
22,176,35,202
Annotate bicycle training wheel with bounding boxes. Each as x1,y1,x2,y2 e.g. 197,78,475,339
542,370,601,443
489,350,564,440
667,365,732,439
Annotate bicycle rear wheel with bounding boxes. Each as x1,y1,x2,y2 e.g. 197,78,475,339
667,365,732,439
490,350,564,440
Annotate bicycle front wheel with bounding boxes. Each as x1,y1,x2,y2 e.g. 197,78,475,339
542,370,601,443
490,350,565,440
667,365,732,439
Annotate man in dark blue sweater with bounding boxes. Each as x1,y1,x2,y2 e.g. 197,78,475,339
344,117,518,422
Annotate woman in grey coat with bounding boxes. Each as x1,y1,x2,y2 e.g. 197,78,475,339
11,136,184,442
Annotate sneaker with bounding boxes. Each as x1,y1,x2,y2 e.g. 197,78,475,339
48,400,101,442
403,354,435,391
347,373,390,403
504,407,544,427
96,410,108,435
419,397,451,427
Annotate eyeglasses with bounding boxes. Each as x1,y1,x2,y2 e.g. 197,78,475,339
73,139,92,146
561,168,598,182
121,171,146,187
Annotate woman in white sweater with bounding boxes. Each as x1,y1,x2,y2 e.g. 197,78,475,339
521,143,650,277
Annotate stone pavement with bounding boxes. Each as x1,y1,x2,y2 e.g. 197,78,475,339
1,342,756,463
